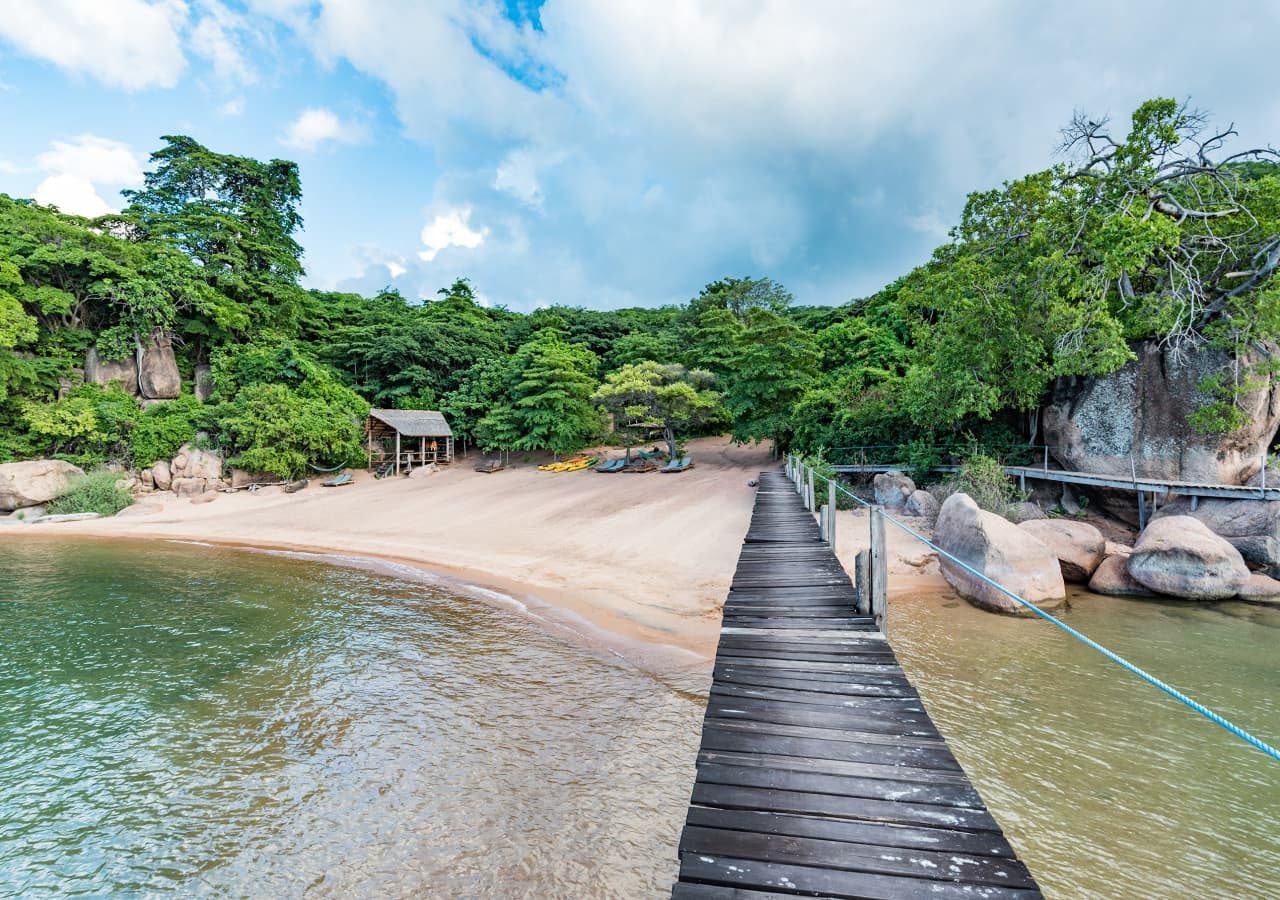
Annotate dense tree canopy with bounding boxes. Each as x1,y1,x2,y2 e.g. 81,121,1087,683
2,99,1277,477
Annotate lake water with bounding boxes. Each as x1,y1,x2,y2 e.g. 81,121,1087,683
1,539,1277,898
0,539,703,897
888,586,1280,898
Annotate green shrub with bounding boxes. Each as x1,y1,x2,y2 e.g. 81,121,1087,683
213,382,366,478
47,471,135,517
131,395,203,467
935,452,1023,518
21,384,139,467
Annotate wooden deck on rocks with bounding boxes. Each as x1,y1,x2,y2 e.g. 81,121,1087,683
671,469,1041,899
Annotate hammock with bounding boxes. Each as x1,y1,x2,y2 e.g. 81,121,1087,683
308,461,348,473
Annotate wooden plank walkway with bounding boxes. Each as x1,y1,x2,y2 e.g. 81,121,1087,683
672,469,1041,899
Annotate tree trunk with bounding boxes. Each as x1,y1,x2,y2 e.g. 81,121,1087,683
664,424,677,460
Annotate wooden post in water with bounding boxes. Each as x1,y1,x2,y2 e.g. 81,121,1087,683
828,479,837,547
869,507,888,634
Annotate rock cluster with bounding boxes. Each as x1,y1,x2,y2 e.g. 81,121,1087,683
933,492,1066,615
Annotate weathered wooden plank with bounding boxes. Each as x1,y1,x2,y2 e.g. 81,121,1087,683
683,806,1017,857
680,826,1038,888
672,468,1037,897
679,853,1042,899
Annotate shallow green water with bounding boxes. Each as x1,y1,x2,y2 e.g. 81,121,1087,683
888,587,1280,899
0,539,704,897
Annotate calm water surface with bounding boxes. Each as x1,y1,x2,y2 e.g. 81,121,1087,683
4,538,1279,898
0,539,704,897
888,587,1280,899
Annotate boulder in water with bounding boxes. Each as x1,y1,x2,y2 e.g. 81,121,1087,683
1088,555,1155,597
0,460,84,512
1127,516,1249,600
872,470,915,509
934,492,1066,615
1237,573,1280,605
1017,518,1106,581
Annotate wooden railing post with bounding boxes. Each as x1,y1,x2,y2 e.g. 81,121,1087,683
807,468,815,513
870,507,888,634
854,550,870,614
827,479,837,547
819,503,829,542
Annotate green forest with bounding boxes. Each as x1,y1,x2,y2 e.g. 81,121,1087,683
2,98,1278,478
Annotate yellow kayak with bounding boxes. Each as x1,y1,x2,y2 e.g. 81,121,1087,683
540,455,593,472
557,456,598,472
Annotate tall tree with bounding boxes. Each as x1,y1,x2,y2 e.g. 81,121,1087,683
723,308,818,450
593,361,723,459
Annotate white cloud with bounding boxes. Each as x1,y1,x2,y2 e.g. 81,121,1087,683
0,0,187,90
280,107,368,150
418,207,488,262
189,1,256,84
219,97,245,116
32,135,143,218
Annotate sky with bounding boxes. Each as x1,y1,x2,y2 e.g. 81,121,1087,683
2,1,1279,311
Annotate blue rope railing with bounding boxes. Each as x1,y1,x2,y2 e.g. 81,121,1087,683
790,457,1280,763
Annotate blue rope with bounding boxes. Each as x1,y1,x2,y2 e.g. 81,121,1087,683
795,459,1280,762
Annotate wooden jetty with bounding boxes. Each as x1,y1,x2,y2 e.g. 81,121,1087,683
672,469,1041,898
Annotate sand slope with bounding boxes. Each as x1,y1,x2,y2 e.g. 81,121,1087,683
17,436,775,663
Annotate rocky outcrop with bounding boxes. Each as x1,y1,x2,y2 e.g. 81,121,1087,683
85,347,139,394
193,364,214,403
168,444,222,497
1042,339,1280,485
1153,497,1280,575
934,492,1067,614
1088,555,1156,597
904,489,939,520
872,470,915,509
151,460,172,491
139,332,181,399
1016,518,1106,582
0,460,84,512
1127,516,1250,599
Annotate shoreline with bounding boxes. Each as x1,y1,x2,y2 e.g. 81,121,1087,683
1,437,785,677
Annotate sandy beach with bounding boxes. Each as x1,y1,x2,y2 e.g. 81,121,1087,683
3,436,952,669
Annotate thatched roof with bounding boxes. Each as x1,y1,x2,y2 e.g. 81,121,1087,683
368,408,453,437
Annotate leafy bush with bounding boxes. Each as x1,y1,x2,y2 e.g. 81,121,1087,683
21,385,139,467
933,452,1024,518
213,382,366,478
130,394,204,467
47,471,135,517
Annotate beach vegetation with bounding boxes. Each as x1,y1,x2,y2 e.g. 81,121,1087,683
593,361,724,459
47,470,135,517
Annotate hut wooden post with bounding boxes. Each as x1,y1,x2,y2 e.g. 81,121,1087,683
420,436,425,466
395,431,401,475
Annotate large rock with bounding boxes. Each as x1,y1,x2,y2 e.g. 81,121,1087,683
0,460,84,512
168,444,223,497
139,332,181,399
85,347,139,394
1016,518,1106,582
1127,516,1250,600
1088,555,1156,597
151,460,172,491
1225,535,1280,574
872,470,915,509
1154,497,1280,538
904,489,939,520
1237,572,1280,603
1009,501,1048,523
1042,339,1280,485
934,492,1067,614
193,364,214,403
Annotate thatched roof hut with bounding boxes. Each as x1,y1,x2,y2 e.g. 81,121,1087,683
365,409,454,472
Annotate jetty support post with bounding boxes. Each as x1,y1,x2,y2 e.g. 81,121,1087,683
1137,489,1147,531
854,550,871,614
869,507,888,633
828,479,837,547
